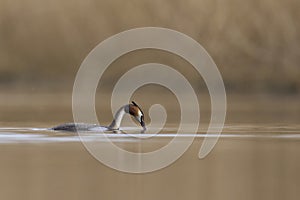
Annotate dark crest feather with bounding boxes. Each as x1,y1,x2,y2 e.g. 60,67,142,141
131,101,144,115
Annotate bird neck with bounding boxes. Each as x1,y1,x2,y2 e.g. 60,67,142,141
108,105,127,130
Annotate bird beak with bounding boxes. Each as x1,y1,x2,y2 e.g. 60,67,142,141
141,120,146,131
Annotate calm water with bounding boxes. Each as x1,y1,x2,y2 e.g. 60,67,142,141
0,93,299,200
0,124,300,200
1,125,300,143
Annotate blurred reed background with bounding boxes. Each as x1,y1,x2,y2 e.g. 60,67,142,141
1,0,300,125
0,0,299,94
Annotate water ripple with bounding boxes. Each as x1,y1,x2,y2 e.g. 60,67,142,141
0,125,299,144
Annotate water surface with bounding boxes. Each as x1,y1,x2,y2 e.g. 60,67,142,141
0,93,300,200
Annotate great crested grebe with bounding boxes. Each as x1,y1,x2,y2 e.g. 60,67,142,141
52,101,146,132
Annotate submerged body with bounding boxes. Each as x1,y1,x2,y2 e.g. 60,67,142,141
52,101,145,132
52,123,102,132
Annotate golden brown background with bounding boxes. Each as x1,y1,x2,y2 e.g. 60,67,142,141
0,0,299,94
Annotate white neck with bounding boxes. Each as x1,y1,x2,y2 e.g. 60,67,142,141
108,105,128,130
